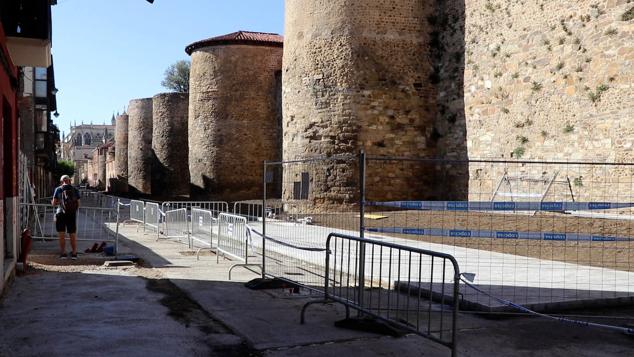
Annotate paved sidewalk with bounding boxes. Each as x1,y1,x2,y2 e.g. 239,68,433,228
1,224,634,356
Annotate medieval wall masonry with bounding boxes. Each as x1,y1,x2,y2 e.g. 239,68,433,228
152,92,189,198
127,98,153,195
103,1,632,204
188,42,283,201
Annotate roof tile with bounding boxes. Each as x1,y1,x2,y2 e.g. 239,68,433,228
186,31,283,55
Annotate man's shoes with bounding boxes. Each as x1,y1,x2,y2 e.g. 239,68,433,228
71,253,78,260
59,253,68,259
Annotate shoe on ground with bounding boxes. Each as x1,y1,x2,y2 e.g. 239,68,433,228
59,253,68,259
71,253,78,260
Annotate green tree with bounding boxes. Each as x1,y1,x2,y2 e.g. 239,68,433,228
161,60,190,93
54,160,75,180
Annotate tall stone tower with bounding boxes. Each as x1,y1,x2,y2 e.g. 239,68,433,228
283,0,438,206
97,147,106,190
114,113,129,193
186,31,283,201
127,98,153,196
152,93,189,198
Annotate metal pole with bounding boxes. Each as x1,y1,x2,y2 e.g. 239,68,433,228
452,271,460,357
358,150,367,308
115,199,120,256
262,160,267,279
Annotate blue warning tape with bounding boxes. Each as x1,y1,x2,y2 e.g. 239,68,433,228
365,227,633,242
460,276,634,335
366,201,634,212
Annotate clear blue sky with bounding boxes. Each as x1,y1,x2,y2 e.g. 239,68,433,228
52,0,284,136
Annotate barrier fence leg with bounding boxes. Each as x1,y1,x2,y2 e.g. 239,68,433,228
262,160,267,279
115,201,120,255
357,151,367,309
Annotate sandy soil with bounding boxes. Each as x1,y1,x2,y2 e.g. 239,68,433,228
310,210,634,272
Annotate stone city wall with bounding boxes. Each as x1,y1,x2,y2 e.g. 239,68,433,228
114,113,129,193
283,0,443,208
456,0,634,200
188,43,282,201
127,98,153,195
152,93,189,199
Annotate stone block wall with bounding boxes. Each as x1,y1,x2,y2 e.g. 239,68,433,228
283,0,456,207
106,146,116,192
455,0,634,200
188,44,283,201
127,98,153,196
152,93,189,199
114,113,129,193
97,147,106,190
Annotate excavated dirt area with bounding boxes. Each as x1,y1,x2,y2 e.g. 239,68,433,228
311,210,634,272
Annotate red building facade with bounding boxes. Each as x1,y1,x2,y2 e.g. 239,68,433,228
0,23,19,293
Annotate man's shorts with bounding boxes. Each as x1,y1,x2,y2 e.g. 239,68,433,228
55,212,77,234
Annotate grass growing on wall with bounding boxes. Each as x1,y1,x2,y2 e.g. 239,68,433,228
622,7,634,21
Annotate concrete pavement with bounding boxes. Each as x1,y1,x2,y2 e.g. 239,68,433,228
1,223,633,356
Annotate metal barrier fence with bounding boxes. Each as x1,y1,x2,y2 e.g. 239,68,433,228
217,213,260,278
130,200,145,225
162,201,228,218
164,208,188,243
254,153,634,352
21,203,118,252
260,155,360,290
78,190,119,209
191,208,217,259
36,196,53,204
363,157,634,313
232,200,284,222
144,202,161,237
301,233,460,356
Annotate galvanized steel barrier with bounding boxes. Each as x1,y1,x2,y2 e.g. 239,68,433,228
301,233,460,357
260,154,360,289
162,201,228,218
232,200,283,222
191,208,217,259
78,190,119,209
130,200,145,225
217,213,261,279
144,202,161,238
232,200,264,222
164,208,189,243
22,203,119,253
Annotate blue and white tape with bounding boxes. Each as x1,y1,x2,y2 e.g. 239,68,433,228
365,227,632,242
460,276,634,335
366,201,634,212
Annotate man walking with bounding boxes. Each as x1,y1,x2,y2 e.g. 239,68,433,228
51,175,81,259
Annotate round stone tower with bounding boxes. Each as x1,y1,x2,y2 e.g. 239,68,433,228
114,113,129,193
283,0,437,206
152,93,190,199
127,98,153,196
97,147,106,190
186,31,283,201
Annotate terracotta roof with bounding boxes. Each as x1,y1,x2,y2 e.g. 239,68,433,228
185,31,283,55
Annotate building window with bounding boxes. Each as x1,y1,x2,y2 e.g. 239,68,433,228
293,172,310,200
34,67,48,98
35,110,47,132
34,67,47,80
83,133,91,146
35,133,45,150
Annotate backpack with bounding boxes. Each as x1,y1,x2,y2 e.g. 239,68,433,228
61,185,79,214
